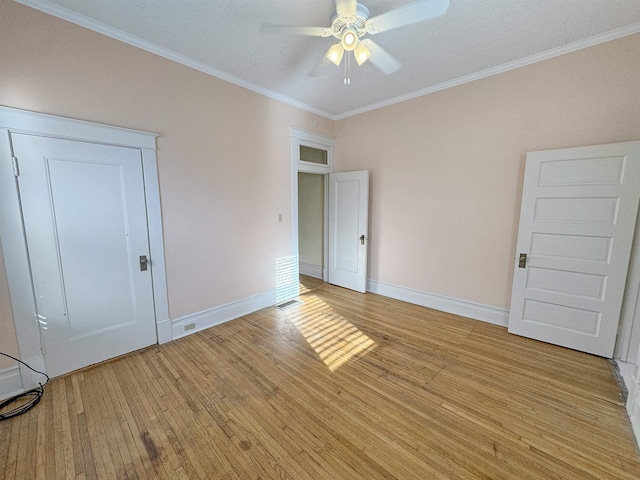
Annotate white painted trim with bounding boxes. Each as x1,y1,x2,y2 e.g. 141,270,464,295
0,106,157,149
334,22,640,120
290,128,335,269
628,375,638,415
14,2,640,121
367,279,509,327
0,106,169,384
17,3,640,121
291,136,300,257
627,347,640,448
140,147,171,344
156,318,173,345
628,375,640,449
300,262,323,279
14,0,333,120
616,206,640,362
289,127,336,148
615,360,636,397
630,412,640,450
0,365,23,401
323,175,329,283
171,290,276,340
291,127,335,175
18,355,47,388
0,127,43,392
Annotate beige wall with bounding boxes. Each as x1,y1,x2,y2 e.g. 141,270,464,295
335,33,640,310
0,1,334,368
1,1,639,371
298,172,325,268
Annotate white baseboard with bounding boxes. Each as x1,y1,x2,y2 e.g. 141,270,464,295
171,290,276,340
0,365,23,401
300,262,323,279
17,354,46,392
628,376,637,416
629,380,640,449
628,367,640,449
156,317,172,344
367,279,509,327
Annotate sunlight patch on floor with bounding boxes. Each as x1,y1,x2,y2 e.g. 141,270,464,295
299,274,324,294
288,294,376,371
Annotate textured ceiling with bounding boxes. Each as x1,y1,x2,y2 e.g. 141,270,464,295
16,0,640,119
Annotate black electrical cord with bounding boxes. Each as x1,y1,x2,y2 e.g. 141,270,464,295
0,351,49,420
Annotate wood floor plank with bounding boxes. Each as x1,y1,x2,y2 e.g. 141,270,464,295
13,404,32,479
52,379,75,479
81,367,119,479
0,419,8,477
2,281,639,479
34,388,47,480
42,378,58,480
102,365,150,479
3,413,20,479
119,354,191,479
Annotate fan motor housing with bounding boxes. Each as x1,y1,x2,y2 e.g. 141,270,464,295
330,3,370,39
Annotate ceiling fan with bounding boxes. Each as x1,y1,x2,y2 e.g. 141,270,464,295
264,0,450,82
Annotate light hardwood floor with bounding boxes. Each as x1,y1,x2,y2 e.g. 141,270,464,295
2,280,639,479
299,273,325,294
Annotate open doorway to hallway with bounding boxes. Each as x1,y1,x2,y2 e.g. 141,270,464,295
298,171,326,290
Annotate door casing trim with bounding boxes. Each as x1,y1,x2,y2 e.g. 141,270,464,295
0,106,169,390
290,127,334,283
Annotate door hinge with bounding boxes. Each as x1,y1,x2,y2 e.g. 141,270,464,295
11,156,19,177
39,336,46,356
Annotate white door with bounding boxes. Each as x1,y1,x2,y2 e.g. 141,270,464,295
508,142,640,357
12,133,157,377
328,171,369,293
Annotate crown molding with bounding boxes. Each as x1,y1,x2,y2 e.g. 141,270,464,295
15,1,640,122
335,22,640,120
14,0,337,120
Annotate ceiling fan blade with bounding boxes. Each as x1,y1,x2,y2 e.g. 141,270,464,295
366,0,449,35
360,39,401,74
261,25,332,37
308,54,335,77
336,0,357,17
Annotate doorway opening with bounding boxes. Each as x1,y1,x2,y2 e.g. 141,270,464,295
290,128,334,296
298,171,327,286
290,127,370,297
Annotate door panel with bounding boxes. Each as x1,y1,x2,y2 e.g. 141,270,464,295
508,142,640,357
49,159,136,335
13,134,157,377
328,171,369,293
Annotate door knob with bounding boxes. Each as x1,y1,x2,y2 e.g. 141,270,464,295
360,235,365,245
140,255,149,271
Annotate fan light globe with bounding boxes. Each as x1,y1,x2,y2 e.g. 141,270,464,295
354,42,371,65
326,43,344,66
267,0,450,80
341,29,358,51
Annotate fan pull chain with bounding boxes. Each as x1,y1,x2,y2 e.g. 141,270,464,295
344,53,351,86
